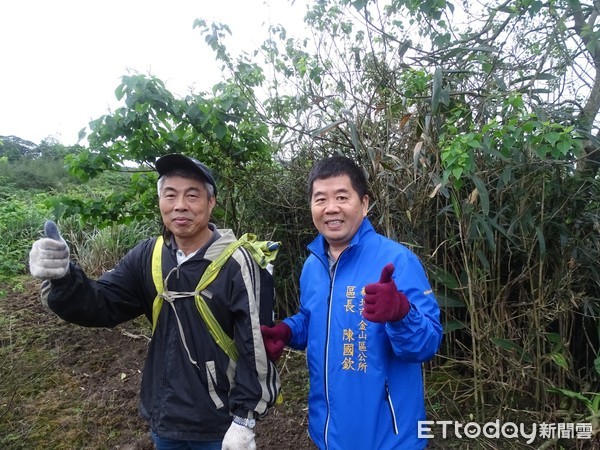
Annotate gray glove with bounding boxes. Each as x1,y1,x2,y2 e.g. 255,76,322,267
29,220,70,279
222,420,256,450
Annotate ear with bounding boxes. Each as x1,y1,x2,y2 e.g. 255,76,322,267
208,194,217,212
361,195,369,216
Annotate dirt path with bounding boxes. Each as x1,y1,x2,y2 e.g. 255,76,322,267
0,278,314,449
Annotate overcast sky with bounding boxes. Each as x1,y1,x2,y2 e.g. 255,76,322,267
0,0,306,146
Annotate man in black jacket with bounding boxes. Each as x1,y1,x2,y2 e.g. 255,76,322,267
29,153,280,450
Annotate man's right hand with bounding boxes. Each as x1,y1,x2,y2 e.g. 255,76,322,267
29,220,70,280
260,322,292,362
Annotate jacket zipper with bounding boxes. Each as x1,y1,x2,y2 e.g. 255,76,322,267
324,266,335,449
321,247,349,450
385,381,399,434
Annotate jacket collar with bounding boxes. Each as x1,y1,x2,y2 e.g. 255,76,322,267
307,217,375,261
165,223,238,262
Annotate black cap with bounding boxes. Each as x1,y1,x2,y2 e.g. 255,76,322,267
156,153,217,196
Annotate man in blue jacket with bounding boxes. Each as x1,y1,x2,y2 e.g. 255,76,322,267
262,155,442,449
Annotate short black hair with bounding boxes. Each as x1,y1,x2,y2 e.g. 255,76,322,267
307,155,369,199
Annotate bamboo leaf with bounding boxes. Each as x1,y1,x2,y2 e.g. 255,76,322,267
413,141,424,169
473,215,496,252
486,214,512,243
436,293,466,308
509,73,558,85
535,226,546,259
470,175,489,216
491,338,533,363
440,88,450,107
594,356,600,376
431,67,442,113
476,248,490,272
348,120,362,152
429,266,460,290
444,320,467,333
310,119,346,137
548,387,592,409
546,332,561,345
550,353,569,370
429,183,442,198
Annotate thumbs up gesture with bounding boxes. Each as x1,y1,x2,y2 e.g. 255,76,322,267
362,263,410,323
29,220,70,279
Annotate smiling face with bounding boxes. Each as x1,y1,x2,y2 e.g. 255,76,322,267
158,175,216,254
310,174,369,260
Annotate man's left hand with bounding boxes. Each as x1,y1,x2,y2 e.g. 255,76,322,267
362,263,410,323
29,220,70,280
222,421,256,450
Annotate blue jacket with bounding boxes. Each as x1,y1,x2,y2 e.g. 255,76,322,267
284,218,442,450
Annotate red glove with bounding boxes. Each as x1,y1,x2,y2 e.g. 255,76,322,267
362,263,410,323
260,322,292,362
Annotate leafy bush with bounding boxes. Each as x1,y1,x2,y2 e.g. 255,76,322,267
0,191,49,281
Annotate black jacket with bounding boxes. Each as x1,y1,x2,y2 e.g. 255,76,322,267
42,225,280,441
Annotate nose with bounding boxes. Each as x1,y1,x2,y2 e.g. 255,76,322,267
323,199,340,213
173,195,189,211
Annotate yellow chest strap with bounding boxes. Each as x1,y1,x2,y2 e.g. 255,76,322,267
150,234,279,362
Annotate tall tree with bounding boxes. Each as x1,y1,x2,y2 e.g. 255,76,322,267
59,72,275,233
207,0,600,421
0,136,39,161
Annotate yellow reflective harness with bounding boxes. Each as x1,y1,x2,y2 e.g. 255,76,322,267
150,233,280,362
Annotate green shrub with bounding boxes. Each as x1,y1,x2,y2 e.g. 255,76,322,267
0,192,49,280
